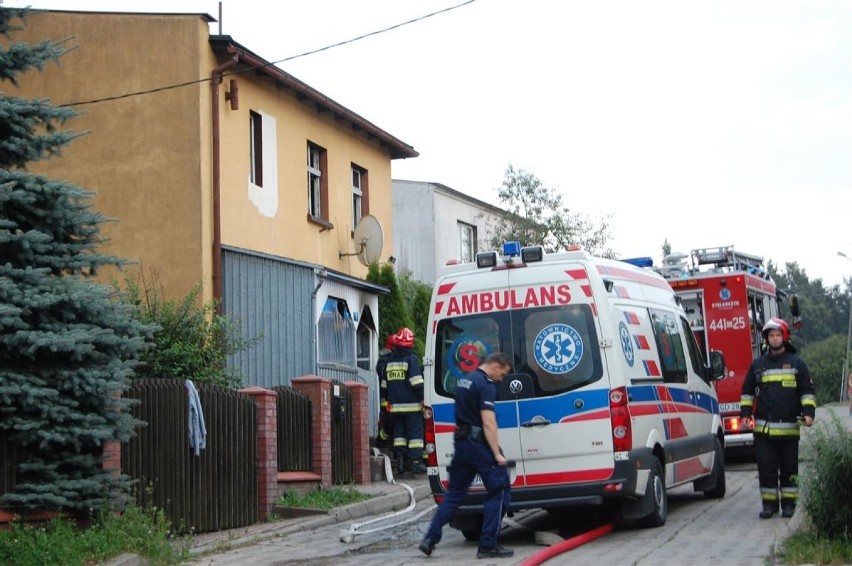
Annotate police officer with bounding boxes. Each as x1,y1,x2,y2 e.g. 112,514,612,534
741,318,816,519
419,352,514,560
381,327,426,474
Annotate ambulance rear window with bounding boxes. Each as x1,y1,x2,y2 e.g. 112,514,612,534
433,304,602,398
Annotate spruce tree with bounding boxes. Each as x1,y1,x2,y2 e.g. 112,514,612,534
0,8,150,511
367,262,411,344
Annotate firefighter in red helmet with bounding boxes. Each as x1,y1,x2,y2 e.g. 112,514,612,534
379,327,426,474
375,334,396,448
740,318,816,519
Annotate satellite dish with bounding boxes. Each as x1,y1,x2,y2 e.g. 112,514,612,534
340,215,384,266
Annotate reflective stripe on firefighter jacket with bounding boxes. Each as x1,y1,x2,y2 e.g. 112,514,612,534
380,346,424,413
740,350,816,438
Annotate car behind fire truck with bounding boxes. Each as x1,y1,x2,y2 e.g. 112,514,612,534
653,245,799,452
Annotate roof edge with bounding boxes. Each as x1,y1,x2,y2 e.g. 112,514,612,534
210,36,418,160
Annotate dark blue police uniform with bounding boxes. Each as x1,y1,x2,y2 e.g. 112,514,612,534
423,367,511,549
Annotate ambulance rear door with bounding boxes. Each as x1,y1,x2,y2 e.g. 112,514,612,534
503,263,614,488
430,268,525,489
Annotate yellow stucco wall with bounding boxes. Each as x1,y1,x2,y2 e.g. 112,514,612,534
217,76,394,278
6,11,213,302
6,10,401,301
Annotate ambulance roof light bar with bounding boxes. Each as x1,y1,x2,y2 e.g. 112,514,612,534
621,256,654,268
476,242,545,269
502,241,521,257
476,251,497,269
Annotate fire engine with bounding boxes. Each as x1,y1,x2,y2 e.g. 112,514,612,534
652,245,798,451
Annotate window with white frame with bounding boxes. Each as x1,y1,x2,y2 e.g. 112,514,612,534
307,143,326,219
351,166,363,231
250,111,263,187
458,221,477,263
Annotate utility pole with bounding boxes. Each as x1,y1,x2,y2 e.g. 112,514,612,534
838,252,852,403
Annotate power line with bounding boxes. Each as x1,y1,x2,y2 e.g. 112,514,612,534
59,0,475,108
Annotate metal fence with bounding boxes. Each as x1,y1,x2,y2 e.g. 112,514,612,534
122,379,258,533
331,383,354,484
0,429,20,499
273,386,312,472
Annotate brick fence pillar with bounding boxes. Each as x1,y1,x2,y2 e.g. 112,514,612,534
102,440,121,476
345,381,370,485
240,386,278,522
292,376,333,486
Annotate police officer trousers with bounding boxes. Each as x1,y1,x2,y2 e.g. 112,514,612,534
425,438,511,549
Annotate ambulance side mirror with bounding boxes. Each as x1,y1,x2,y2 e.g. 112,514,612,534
706,350,725,381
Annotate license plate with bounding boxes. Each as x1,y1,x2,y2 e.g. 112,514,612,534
719,402,740,413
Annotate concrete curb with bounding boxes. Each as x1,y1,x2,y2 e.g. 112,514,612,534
186,480,433,557
98,481,433,566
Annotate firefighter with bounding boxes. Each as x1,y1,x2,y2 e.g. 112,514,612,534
740,318,816,519
381,327,426,474
375,334,395,449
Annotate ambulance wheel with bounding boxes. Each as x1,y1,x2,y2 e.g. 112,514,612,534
703,438,726,499
636,456,667,528
453,514,483,541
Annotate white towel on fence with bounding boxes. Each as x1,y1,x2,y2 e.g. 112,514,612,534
185,380,207,456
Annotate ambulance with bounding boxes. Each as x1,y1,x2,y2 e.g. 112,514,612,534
422,243,727,536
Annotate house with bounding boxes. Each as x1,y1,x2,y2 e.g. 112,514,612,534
391,180,504,285
9,10,418,430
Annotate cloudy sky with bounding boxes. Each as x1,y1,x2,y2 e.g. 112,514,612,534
10,0,852,287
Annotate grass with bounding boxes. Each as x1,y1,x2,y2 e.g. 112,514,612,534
274,485,372,510
777,531,852,566
0,503,190,566
776,404,852,565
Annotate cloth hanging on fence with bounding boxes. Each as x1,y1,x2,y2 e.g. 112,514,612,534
185,380,207,456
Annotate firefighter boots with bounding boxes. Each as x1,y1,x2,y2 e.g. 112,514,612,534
781,502,796,518
759,501,779,519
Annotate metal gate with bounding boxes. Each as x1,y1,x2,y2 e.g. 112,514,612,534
331,383,353,484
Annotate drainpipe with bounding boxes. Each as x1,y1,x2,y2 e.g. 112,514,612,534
211,50,239,313
311,269,327,373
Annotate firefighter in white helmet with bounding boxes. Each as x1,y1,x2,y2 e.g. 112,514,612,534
740,318,816,519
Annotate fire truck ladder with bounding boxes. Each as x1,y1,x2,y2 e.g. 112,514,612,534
691,245,764,271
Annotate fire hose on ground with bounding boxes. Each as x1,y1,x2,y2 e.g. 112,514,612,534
339,448,436,543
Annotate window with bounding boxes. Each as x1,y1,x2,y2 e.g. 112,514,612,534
356,325,371,371
356,306,376,371
250,111,263,187
433,304,602,398
307,142,328,223
649,308,688,384
681,316,704,377
351,165,369,231
318,297,355,367
458,221,477,263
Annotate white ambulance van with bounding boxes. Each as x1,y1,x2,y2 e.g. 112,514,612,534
422,243,726,536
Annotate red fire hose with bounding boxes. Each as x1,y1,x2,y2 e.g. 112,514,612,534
520,523,615,566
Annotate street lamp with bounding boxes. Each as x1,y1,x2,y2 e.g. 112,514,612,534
838,251,852,403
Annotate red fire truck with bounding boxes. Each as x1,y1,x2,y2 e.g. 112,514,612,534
654,245,798,452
